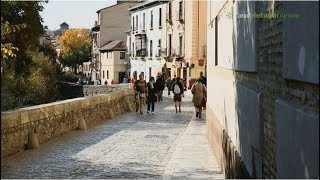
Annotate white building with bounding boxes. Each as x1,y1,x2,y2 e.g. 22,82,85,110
127,1,169,81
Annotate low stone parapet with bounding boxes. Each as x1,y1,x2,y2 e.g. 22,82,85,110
83,83,134,96
1,89,135,157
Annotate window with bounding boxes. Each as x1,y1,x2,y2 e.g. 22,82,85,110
159,8,162,27
168,2,172,19
149,67,152,79
136,15,138,30
143,13,145,30
150,11,153,29
150,40,153,57
110,52,112,59
158,39,161,56
135,34,146,56
106,52,108,59
120,52,125,59
107,70,109,79
103,70,105,79
132,42,134,55
179,36,183,55
132,16,135,31
179,1,183,19
129,37,131,54
168,34,172,55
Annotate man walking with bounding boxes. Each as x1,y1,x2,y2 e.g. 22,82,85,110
155,73,165,101
134,74,147,114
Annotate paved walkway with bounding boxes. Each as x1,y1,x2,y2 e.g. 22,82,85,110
1,90,224,179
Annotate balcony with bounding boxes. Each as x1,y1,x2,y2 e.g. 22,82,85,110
136,49,147,57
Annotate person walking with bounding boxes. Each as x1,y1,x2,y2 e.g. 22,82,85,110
199,72,207,87
191,78,207,119
155,73,165,101
199,71,207,110
166,76,172,96
146,76,158,114
172,77,184,113
123,76,128,84
134,74,147,114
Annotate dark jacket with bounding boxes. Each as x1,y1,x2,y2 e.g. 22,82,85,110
147,82,158,102
155,76,165,91
200,76,207,86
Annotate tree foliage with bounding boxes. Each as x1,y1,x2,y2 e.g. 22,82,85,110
1,1,59,111
1,50,57,111
1,20,26,59
1,1,46,75
57,29,91,73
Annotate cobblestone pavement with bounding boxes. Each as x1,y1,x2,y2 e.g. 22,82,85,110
1,90,224,179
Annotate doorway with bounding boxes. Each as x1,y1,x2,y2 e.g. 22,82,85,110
118,72,126,83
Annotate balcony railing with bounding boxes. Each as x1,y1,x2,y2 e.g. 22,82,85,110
136,49,147,57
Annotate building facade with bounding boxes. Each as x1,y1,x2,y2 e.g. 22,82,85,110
127,0,207,88
100,40,128,84
127,1,168,81
91,1,142,84
206,1,319,178
184,0,207,88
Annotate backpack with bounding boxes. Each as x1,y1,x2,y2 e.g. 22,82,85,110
173,84,181,94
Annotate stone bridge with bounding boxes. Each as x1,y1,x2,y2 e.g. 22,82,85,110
1,89,224,179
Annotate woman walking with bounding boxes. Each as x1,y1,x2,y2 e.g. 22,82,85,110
191,78,207,118
172,77,184,113
146,76,158,114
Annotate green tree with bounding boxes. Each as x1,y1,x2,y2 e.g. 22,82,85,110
57,29,91,73
1,1,59,111
1,19,26,59
1,1,46,75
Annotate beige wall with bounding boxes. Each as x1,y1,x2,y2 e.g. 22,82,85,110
99,2,140,47
101,51,127,84
171,0,207,86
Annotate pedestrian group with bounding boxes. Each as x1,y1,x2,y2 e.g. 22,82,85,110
133,72,207,119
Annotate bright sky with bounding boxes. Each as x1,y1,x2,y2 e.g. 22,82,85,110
40,0,117,31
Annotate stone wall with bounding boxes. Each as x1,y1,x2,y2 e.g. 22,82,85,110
1,89,135,158
233,2,319,178
57,82,133,100
83,83,133,96
206,1,319,179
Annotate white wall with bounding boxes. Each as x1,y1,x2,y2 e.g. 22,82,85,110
129,2,166,81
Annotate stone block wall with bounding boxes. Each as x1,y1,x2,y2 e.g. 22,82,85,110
83,83,133,96
1,89,135,158
233,1,319,178
206,1,319,179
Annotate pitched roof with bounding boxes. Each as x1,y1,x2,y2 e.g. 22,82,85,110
129,0,169,12
100,40,127,51
97,1,143,13
60,22,69,26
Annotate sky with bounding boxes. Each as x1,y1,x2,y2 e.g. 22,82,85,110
40,0,117,31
